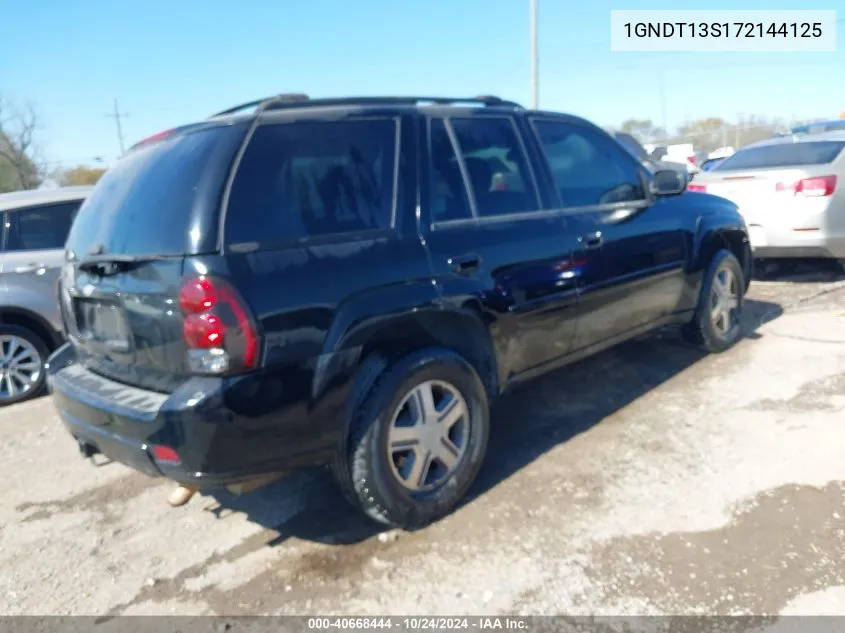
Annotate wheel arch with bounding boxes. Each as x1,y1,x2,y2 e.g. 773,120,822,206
694,223,752,290
0,307,63,351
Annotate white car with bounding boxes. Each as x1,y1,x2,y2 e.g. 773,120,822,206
689,132,845,261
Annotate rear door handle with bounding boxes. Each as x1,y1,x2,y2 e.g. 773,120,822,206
448,254,481,275
14,263,47,275
578,231,603,250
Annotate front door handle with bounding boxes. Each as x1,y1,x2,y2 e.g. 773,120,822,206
578,231,603,250
14,263,47,275
448,254,481,275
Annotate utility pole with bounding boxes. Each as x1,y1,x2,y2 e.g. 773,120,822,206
106,98,128,157
530,0,539,109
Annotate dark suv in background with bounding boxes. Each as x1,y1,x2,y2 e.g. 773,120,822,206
47,95,751,528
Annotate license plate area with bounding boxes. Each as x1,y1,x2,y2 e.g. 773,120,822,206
74,299,132,353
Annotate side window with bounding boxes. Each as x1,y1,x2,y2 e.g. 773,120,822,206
226,118,398,245
429,118,473,223
533,120,647,208
5,201,81,252
449,117,538,218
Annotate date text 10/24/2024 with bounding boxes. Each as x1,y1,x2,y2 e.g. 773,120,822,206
610,10,836,52
307,617,529,630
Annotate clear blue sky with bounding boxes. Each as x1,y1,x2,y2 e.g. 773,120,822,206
1,0,842,169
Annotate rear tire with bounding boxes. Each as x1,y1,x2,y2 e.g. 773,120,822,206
336,348,490,529
682,249,745,353
0,324,49,406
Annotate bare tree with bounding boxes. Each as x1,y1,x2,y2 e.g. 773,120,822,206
0,95,44,192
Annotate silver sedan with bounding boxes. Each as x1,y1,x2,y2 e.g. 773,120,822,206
689,132,845,261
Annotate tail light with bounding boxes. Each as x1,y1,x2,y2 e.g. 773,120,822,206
776,175,837,197
178,276,260,374
128,129,175,153
688,183,707,192
687,155,697,165
151,444,180,464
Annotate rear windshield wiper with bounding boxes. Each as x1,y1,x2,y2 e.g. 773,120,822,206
77,254,172,275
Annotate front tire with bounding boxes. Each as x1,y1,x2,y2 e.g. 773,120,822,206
337,348,490,529
683,249,745,353
0,324,49,406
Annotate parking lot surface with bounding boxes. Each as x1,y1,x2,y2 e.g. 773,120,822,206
2,266,845,616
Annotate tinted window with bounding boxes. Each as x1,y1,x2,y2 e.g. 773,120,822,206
67,123,247,258
226,119,397,244
533,121,646,207
615,132,649,162
5,201,81,251
429,119,473,223
449,117,538,217
713,141,845,171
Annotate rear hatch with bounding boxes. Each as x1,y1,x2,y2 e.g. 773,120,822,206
692,139,844,245
60,120,250,393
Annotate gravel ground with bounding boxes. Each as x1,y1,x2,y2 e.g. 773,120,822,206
2,264,845,617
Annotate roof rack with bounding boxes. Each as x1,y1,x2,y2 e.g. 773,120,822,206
211,94,521,118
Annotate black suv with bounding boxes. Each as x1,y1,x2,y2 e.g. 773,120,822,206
47,95,751,529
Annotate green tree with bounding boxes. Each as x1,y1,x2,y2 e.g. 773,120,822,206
0,96,43,192
619,118,666,143
59,165,106,186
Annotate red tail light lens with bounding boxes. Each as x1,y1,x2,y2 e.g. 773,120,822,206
796,175,837,197
687,183,707,192
687,155,697,165
151,445,180,464
183,313,225,348
776,175,836,197
178,276,259,374
179,278,216,313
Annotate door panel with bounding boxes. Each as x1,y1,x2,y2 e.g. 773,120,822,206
0,201,82,333
529,117,687,351
422,115,582,381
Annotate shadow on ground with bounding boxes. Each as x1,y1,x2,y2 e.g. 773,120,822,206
206,297,784,547
753,258,844,283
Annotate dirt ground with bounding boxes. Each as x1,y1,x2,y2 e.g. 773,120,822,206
2,263,845,617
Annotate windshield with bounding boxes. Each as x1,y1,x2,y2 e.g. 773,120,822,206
66,122,248,259
711,141,845,172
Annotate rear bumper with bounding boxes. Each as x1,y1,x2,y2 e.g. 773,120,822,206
747,211,845,260
46,344,336,488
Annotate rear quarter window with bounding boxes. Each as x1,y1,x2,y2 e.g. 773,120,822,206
713,141,845,171
225,118,399,246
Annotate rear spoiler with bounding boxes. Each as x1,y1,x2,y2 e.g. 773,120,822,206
126,123,205,154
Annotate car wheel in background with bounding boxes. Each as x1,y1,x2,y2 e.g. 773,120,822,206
0,324,49,406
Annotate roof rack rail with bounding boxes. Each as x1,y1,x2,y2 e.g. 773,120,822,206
212,95,521,118
211,93,310,118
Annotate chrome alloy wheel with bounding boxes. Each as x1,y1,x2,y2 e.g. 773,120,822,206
387,379,470,493
710,265,740,335
0,335,43,402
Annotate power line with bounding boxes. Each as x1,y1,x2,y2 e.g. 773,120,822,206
105,98,129,157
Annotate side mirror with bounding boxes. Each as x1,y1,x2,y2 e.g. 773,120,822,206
650,169,686,197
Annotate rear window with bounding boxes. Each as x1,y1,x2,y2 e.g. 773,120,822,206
713,141,845,171
66,123,248,258
791,121,845,136
224,118,398,246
